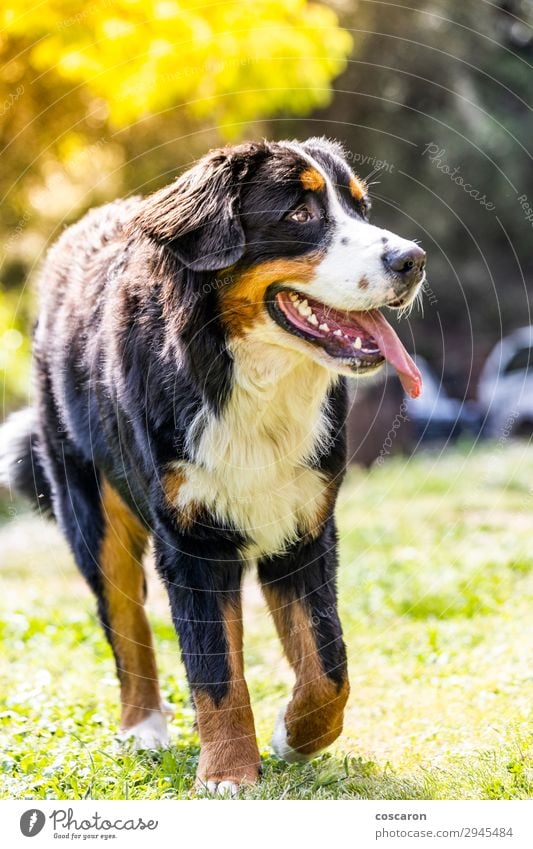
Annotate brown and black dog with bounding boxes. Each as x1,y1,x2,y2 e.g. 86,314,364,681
0,137,425,794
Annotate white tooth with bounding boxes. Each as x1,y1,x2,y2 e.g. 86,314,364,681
333,329,342,337
300,299,308,307
298,304,312,316
308,313,318,326
354,337,362,349
319,323,330,332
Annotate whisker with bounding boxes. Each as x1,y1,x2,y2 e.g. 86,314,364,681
364,170,381,185
416,288,425,318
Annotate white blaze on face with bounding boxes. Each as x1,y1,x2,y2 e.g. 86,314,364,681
289,144,423,312
310,219,420,312
233,142,424,392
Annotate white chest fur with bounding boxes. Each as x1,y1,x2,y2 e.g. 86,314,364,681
171,346,335,557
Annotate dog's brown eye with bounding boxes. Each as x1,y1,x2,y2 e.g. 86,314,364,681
288,205,312,223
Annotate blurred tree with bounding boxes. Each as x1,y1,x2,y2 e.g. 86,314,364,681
0,0,352,407
2,0,532,415
278,0,533,397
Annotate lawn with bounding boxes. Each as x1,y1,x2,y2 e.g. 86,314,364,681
0,441,532,800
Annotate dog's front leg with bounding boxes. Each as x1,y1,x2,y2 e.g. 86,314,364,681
258,519,349,761
154,526,260,795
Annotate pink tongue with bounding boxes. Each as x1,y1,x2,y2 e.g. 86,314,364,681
353,309,422,398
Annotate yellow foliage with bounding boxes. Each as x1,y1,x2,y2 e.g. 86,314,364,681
1,0,352,131
0,291,31,404
0,0,352,407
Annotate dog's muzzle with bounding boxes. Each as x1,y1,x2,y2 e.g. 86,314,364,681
383,243,426,301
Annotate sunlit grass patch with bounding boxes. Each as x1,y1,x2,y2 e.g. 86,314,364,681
1,441,532,799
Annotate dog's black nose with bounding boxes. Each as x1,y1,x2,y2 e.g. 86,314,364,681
383,244,426,287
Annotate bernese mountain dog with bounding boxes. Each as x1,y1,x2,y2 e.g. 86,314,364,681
0,137,426,795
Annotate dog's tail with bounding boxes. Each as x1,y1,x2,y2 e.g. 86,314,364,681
0,408,54,518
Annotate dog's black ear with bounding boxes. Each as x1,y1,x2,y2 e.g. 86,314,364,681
134,150,249,271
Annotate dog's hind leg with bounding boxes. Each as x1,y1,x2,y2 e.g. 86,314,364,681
97,479,169,748
258,521,349,762
44,446,168,748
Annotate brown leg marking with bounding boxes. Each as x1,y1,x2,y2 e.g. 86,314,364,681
100,479,162,730
195,599,260,788
263,586,349,756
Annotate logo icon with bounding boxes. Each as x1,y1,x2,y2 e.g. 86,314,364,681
20,810,46,837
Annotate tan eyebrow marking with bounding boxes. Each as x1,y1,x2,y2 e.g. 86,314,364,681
300,167,326,192
349,175,367,201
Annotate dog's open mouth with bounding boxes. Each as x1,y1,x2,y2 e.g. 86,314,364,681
269,288,422,398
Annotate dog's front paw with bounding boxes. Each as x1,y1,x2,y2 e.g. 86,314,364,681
195,748,260,796
118,710,170,750
271,706,319,763
195,778,241,798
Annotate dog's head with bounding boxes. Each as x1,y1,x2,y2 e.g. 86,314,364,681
136,138,426,397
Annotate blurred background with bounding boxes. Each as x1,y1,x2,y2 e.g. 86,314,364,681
1,2,533,801
1,0,532,462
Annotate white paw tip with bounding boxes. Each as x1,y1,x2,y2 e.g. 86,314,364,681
118,710,170,751
271,706,319,764
213,780,239,797
160,699,175,718
200,780,240,798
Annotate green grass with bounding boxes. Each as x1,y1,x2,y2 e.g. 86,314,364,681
1,441,532,799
